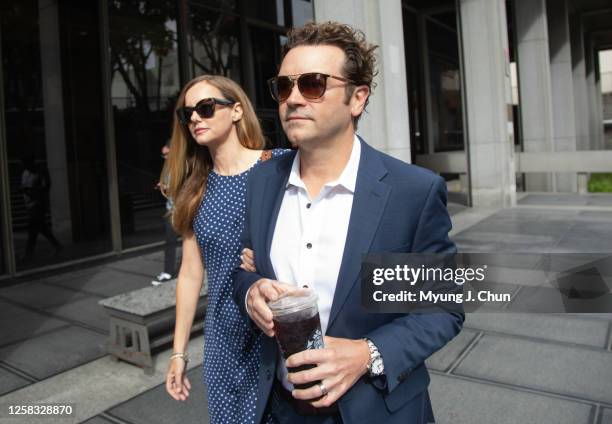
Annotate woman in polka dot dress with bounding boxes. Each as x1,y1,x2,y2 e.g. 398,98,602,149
162,75,287,423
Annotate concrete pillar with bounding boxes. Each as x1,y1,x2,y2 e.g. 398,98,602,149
570,14,591,152
0,28,16,275
39,0,72,240
585,35,604,151
547,0,577,192
459,0,516,208
313,0,412,163
593,51,605,150
515,0,554,191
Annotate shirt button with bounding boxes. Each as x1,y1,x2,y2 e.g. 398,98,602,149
306,203,311,209
306,243,312,249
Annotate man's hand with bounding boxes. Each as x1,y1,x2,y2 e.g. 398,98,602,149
287,336,370,407
247,278,294,337
240,248,256,272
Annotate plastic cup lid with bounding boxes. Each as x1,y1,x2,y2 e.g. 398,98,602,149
267,287,318,316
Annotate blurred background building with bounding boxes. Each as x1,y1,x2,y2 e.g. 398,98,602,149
0,0,611,280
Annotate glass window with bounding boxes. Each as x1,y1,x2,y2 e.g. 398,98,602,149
109,0,180,248
291,0,314,27
427,17,464,152
600,49,612,150
242,0,313,27
187,3,241,81
249,26,283,110
258,108,290,149
403,7,426,160
248,26,288,148
1,0,112,271
191,0,237,12
243,0,283,25
0,215,5,275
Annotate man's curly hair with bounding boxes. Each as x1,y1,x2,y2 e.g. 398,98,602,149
282,21,378,128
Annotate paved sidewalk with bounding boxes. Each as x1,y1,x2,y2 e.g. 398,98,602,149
0,251,170,392
1,194,611,423
430,194,612,424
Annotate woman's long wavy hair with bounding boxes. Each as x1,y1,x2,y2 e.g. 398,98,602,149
161,75,265,235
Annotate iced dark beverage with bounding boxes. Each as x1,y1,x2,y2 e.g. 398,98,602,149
268,288,324,390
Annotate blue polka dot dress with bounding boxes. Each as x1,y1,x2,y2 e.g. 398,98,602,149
193,149,288,424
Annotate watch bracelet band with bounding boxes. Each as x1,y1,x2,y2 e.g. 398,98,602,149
170,352,189,363
364,338,384,376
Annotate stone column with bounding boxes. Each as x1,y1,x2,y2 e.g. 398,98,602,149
515,0,555,191
313,0,412,163
459,0,516,208
39,0,72,239
585,35,604,151
593,50,605,150
570,13,591,152
547,0,577,192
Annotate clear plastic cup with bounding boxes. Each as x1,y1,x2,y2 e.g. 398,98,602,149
268,288,324,389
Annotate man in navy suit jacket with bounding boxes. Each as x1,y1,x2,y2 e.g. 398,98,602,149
233,21,463,424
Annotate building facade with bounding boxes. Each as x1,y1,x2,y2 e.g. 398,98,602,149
0,0,610,279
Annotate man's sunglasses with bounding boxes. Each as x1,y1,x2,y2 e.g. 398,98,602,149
176,97,235,125
267,72,355,103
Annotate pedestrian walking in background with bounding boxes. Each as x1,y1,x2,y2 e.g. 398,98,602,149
20,156,62,260
152,144,179,286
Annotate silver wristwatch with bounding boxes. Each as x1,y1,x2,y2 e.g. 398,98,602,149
364,338,384,376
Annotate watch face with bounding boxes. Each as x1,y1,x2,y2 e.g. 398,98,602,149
365,339,383,375
372,360,384,375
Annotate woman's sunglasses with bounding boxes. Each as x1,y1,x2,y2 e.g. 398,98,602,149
176,97,235,125
267,72,355,103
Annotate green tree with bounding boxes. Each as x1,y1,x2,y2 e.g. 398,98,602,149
109,0,176,112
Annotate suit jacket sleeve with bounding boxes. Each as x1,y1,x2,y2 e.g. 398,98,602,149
232,169,266,322
365,176,464,393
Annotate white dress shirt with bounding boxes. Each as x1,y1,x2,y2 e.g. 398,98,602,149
270,136,360,390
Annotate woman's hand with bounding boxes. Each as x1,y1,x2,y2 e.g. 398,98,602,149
240,248,256,273
165,357,191,401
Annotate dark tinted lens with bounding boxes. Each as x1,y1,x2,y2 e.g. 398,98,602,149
276,76,294,101
298,73,327,99
176,107,194,124
194,99,215,119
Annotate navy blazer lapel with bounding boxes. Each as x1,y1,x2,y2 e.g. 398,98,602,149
258,152,294,279
327,140,390,332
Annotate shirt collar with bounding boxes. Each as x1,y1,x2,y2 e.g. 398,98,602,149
286,135,361,194
287,150,306,190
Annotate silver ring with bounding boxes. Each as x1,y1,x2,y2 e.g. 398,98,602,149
318,382,328,397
